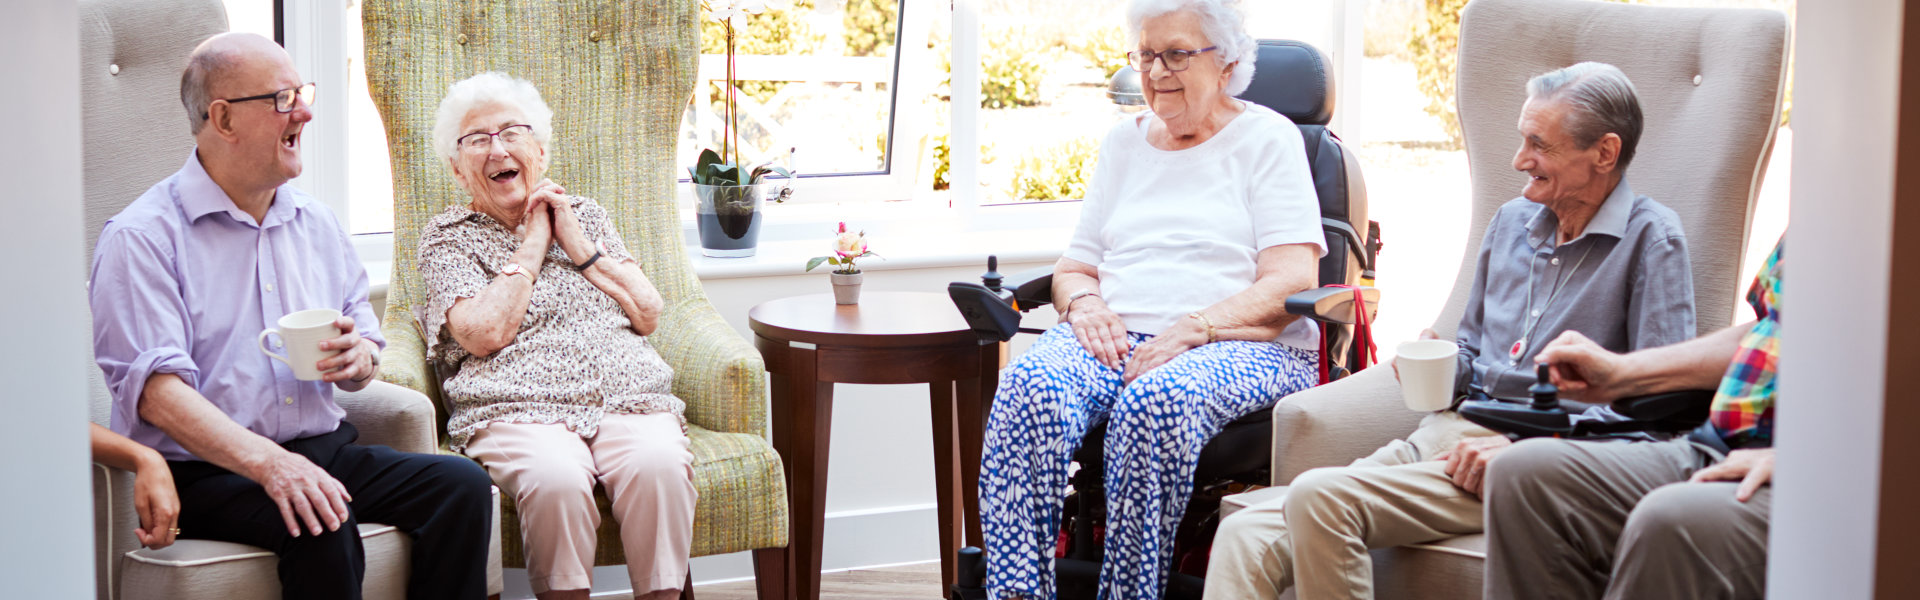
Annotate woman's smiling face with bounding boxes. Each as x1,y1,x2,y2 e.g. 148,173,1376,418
450,100,547,220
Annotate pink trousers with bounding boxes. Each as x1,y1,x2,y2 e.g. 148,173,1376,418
465,412,696,594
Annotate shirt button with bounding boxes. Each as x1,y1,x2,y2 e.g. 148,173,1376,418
1550,257,1561,266
1532,309,1542,317
265,283,276,293
274,340,284,349
284,396,294,405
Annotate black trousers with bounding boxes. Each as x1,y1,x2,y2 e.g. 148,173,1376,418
168,422,494,600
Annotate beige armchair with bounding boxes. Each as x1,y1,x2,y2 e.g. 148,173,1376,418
80,0,501,597
361,0,791,597
1224,0,1789,597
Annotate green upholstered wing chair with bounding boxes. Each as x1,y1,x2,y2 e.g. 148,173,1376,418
361,0,791,595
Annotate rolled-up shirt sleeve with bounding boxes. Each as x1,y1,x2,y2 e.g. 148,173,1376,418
90,226,200,435
419,225,488,361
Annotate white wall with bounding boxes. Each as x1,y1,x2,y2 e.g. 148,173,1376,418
1772,0,1899,597
0,0,97,595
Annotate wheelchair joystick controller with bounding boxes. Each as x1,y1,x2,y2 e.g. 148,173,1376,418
1456,363,1577,438
1529,363,1558,410
982,255,1004,292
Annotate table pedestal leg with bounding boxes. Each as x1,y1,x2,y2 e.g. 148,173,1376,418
959,342,1004,549
931,380,963,597
766,340,832,600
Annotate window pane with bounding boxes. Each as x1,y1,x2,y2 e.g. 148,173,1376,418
344,0,394,235
222,0,276,40
973,1,1127,204
678,0,905,184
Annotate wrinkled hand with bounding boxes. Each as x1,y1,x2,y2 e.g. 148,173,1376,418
1067,297,1131,372
1392,328,1443,383
1690,448,1774,502
1533,330,1626,402
253,450,353,538
317,316,376,386
1123,318,1206,383
519,191,554,246
131,458,180,549
529,179,590,261
1439,435,1513,496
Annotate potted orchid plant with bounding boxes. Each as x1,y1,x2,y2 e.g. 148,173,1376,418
806,222,879,304
691,0,794,258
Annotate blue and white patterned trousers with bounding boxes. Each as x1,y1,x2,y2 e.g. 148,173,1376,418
980,322,1320,600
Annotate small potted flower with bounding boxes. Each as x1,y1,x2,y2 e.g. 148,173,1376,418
806,222,879,304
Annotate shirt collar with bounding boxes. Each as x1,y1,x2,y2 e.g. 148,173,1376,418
1525,178,1635,249
176,148,309,227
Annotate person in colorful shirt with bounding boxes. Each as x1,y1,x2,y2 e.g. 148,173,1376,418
1480,236,1783,599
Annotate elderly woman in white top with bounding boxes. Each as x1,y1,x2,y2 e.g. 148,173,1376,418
417,72,693,600
977,1,1325,598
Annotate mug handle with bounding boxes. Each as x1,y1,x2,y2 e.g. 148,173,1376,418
258,329,293,368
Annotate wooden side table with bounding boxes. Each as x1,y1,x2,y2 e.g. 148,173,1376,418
749,291,1004,600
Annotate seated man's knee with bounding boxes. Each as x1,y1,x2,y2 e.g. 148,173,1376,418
1484,438,1584,496
431,453,495,506
1284,467,1362,516
1624,482,1752,546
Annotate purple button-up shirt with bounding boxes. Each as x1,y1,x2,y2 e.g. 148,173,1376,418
90,151,384,461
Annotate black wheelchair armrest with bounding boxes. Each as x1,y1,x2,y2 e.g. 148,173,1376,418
1006,266,1055,309
1458,389,1719,440
1284,285,1380,324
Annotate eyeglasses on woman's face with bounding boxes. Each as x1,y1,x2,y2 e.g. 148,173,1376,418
205,82,316,118
456,124,535,154
1127,46,1218,73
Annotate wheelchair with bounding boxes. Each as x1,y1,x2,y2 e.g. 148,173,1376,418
1457,363,1730,454
947,40,1382,600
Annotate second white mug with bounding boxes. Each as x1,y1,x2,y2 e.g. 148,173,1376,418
1396,339,1460,412
258,308,345,381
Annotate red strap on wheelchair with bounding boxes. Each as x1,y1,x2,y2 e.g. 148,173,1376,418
1317,285,1377,385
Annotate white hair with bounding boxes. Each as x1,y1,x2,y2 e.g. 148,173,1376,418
1126,0,1257,96
430,72,555,164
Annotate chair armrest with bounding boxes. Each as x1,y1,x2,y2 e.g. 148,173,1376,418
651,298,768,437
1270,365,1425,484
337,380,439,455
1006,266,1055,309
94,462,138,593
377,316,436,400
1284,286,1380,324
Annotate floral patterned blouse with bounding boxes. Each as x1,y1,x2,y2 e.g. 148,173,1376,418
419,195,682,452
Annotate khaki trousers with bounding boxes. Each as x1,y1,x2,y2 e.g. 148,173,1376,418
1204,412,1498,600
465,412,697,595
1482,437,1769,600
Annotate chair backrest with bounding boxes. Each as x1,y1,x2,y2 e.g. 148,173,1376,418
78,3,228,596
1435,0,1789,338
364,0,706,344
1241,40,1371,291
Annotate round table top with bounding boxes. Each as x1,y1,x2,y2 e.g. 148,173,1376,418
748,291,979,348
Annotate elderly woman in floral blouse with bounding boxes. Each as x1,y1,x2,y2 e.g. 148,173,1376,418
418,72,691,600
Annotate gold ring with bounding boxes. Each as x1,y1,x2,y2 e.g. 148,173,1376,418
169,527,181,535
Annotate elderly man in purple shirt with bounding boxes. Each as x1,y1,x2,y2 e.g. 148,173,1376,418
89,33,491,600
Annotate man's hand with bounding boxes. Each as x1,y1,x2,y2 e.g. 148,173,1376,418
1533,330,1628,402
1439,435,1513,496
1067,296,1132,372
1690,448,1774,502
1392,328,1443,383
131,455,180,549
317,316,376,387
1123,318,1204,383
250,449,354,537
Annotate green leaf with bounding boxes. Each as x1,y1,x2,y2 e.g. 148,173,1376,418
805,256,829,272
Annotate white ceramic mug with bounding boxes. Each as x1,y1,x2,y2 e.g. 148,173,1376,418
258,308,344,381
1396,339,1460,412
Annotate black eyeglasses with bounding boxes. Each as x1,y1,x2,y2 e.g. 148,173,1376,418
1127,46,1218,73
456,124,536,154
204,82,316,118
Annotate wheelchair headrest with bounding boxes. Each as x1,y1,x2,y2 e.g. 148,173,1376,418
1242,40,1335,126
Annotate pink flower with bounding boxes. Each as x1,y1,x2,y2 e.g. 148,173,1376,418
834,230,866,258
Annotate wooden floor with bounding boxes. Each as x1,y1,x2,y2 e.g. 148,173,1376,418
692,562,946,599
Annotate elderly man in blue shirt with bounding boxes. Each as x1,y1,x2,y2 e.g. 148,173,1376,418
89,33,492,600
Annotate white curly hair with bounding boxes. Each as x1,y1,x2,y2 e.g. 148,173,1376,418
1126,0,1257,96
430,72,556,165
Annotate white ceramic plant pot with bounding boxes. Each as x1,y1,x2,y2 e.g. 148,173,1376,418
830,271,863,305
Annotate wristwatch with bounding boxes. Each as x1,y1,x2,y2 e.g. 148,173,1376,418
1063,288,1100,316
501,262,533,283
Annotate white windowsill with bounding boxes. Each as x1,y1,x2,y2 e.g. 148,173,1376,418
354,200,1081,292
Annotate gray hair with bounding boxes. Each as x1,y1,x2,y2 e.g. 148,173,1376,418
1126,0,1257,96
431,72,556,164
180,47,236,134
1527,62,1644,171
